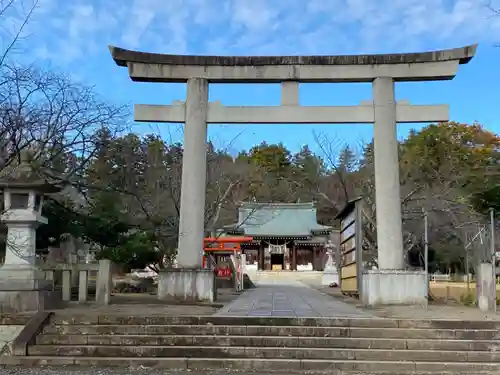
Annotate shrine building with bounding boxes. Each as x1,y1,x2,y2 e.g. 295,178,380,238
220,202,332,271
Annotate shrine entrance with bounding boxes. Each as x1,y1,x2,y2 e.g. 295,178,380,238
266,243,287,271
270,253,284,271
110,44,475,305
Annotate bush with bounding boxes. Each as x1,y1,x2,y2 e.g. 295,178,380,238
460,292,476,306
97,231,161,270
112,277,156,294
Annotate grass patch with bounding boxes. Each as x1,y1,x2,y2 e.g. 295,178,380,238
430,282,500,305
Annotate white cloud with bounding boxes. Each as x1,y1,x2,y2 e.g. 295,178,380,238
10,0,500,65
121,4,156,48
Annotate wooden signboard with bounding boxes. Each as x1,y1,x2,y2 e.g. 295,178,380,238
215,254,232,278
336,197,364,297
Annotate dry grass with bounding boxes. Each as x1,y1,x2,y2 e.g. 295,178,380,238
314,285,500,320
430,281,500,303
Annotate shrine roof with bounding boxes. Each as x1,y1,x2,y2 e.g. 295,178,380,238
109,45,476,67
227,202,331,237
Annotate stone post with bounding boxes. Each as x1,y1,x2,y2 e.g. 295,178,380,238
157,78,216,303
177,77,209,268
78,270,88,303
96,259,111,305
361,77,427,306
372,77,404,270
477,262,496,312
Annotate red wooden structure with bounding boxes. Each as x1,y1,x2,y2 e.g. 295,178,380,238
203,236,253,278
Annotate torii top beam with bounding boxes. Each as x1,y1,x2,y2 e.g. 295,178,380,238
108,44,477,83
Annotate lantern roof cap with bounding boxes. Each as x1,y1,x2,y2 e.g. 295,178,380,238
0,150,62,193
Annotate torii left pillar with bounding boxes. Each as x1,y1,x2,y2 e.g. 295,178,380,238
157,78,216,303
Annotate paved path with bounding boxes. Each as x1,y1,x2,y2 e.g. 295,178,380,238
215,280,370,318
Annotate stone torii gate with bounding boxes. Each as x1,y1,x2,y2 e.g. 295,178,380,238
109,44,476,305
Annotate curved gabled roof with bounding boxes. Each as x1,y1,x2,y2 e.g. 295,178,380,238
109,44,477,67
230,202,331,237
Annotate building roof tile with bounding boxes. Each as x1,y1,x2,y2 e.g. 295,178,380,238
230,202,331,237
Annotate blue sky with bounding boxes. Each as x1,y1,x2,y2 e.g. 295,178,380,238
4,0,500,157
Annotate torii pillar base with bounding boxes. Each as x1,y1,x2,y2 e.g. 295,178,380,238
361,270,427,306
157,268,216,304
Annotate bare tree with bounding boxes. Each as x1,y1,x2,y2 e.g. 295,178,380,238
0,0,40,66
311,131,477,269
488,0,499,15
0,64,128,181
0,64,128,260
312,131,365,215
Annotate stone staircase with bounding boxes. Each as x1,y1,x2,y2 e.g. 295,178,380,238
245,270,322,285
4,314,500,374
0,313,33,355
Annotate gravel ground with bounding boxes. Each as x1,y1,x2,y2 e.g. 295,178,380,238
0,368,487,375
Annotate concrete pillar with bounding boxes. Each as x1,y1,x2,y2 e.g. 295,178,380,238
78,270,88,303
96,259,111,305
62,270,71,301
177,78,209,268
477,262,496,312
372,77,404,270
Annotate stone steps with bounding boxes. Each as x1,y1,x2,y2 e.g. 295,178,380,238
4,315,500,373
42,324,500,340
26,344,500,362
50,314,500,328
3,356,500,373
245,270,322,283
35,333,500,351
0,313,33,325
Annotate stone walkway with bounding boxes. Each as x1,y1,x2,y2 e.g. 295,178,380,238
215,280,370,318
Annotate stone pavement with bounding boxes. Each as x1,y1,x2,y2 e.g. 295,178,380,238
215,280,370,318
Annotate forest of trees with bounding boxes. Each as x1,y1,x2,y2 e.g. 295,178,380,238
7,120,498,275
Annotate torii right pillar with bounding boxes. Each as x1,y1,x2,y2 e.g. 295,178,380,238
373,77,405,271
361,76,420,306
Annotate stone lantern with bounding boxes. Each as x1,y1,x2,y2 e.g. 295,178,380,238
0,151,61,311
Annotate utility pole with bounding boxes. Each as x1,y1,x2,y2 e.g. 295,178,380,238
490,208,496,312
423,208,429,301
465,231,470,294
